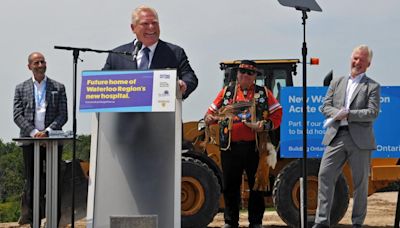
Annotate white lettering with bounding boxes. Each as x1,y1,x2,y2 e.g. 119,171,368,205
311,95,324,103
289,105,317,113
380,96,390,103
377,145,400,152
288,96,309,103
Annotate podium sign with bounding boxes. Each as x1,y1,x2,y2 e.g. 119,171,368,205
80,70,177,112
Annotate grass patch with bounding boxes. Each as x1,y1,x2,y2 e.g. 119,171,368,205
0,199,20,223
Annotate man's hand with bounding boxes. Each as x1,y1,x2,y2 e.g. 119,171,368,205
34,131,48,138
204,114,219,125
244,120,272,132
244,121,264,132
178,80,187,94
334,107,349,120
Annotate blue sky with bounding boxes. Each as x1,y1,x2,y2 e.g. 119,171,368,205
1,0,399,142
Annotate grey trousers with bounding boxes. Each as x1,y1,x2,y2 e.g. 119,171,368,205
315,129,371,226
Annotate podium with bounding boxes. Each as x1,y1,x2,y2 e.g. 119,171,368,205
83,70,181,228
12,137,73,228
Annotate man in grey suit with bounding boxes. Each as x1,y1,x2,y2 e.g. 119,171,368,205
103,5,198,99
313,45,380,228
13,52,68,225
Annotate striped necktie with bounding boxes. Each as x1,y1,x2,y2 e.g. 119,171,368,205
138,47,150,70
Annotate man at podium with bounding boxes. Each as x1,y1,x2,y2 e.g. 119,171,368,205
103,5,198,99
13,52,68,226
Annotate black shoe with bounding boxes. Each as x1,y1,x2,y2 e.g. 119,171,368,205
249,224,263,228
18,196,33,225
17,215,32,225
312,223,329,228
353,225,362,228
222,224,238,228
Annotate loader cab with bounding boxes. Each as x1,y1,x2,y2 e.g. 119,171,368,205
219,59,299,101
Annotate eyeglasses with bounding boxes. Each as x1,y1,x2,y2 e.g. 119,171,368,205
239,69,256,76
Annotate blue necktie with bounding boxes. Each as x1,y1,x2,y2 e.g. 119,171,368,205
138,47,150,70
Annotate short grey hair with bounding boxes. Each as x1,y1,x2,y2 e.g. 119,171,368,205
131,5,158,25
28,52,45,64
353,44,373,63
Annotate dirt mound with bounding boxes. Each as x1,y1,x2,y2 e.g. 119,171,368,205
208,192,398,227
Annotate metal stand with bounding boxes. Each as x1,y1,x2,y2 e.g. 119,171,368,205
13,137,73,228
276,1,322,227
300,9,309,228
54,45,133,228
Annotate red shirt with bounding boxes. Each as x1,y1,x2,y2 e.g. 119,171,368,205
207,84,282,142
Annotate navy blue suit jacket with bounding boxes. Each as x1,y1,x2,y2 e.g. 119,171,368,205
103,39,198,99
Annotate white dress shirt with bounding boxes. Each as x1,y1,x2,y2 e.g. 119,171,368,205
137,42,158,69
29,76,50,137
340,73,365,126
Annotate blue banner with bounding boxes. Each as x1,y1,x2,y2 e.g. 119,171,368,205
79,70,177,113
280,86,400,158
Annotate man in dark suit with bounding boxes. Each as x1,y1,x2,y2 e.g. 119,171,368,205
13,52,68,225
313,45,380,228
103,5,198,99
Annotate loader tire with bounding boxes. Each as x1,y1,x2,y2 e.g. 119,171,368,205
181,156,221,228
272,159,349,227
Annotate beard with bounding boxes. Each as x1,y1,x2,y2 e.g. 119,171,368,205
34,67,46,75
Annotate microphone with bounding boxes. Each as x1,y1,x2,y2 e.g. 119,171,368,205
132,41,143,62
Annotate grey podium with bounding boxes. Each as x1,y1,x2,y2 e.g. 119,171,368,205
12,137,73,228
84,70,181,228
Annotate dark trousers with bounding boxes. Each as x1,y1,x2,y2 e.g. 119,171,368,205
20,144,63,225
221,141,265,227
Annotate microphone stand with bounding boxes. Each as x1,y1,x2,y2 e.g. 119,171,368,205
276,1,321,227
55,45,134,57
296,7,309,228
54,45,133,228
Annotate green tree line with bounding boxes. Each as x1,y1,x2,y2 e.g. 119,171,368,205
0,135,91,222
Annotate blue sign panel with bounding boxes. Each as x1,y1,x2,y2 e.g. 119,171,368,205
280,86,400,158
79,70,177,112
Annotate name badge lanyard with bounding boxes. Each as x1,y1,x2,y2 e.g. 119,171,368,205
34,81,47,110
